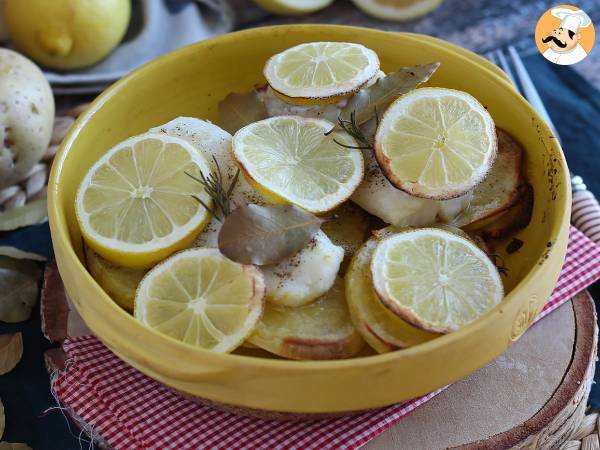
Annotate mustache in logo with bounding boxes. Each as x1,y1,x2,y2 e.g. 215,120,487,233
542,35,567,48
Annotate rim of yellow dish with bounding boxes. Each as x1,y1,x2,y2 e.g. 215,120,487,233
48,24,571,413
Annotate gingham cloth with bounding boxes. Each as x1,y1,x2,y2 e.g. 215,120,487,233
52,225,600,450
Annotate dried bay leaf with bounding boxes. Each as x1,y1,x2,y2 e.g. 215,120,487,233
218,90,267,134
0,199,47,232
0,333,23,375
0,247,46,261
218,204,323,265
340,63,440,125
0,443,32,450
0,258,41,323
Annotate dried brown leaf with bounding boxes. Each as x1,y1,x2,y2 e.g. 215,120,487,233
340,63,440,126
218,90,267,134
0,199,47,232
218,204,323,265
0,443,32,450
0,258,41,323
0,333,23,375
40,261,69,342
0,247,46,261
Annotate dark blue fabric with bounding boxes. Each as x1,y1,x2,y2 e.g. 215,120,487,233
522,53,600,197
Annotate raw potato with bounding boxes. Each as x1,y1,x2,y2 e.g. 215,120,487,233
248,278,365,360
0,332,23,375
452,128,524,227
0,49,54,188
0,444,32,450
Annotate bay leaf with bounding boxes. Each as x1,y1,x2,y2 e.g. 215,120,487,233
218,204,323,265
0,398,4,440
0,258,41,323
0,247,46,261
0,333,23,375
0,444,32,450
0,199,47,232
340,63,440,125
218,90,267,134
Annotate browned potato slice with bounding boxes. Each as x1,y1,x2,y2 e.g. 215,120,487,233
479,183,534,240
248,278,365,360
84,245,146,312
452,128,524,227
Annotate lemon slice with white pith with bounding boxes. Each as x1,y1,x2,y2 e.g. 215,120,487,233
375,88,497,200
75,133,212,269
135,248,265,353
370,228,504,333
264,41,380,103
232,116,364,213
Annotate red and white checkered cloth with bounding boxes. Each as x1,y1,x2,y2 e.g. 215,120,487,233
52,226,600,450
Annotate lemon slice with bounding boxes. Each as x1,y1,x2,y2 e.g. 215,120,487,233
84,245,146,311
252,0,334,15
375,88,497,200
346,238,436,353
232,116,364,213
351,0,443,22
371,228,503,333
264,42,379,102
248,278,364,360
135,248,265,353
75,133,212,269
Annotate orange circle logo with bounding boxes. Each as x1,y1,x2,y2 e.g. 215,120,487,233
535,5,595,65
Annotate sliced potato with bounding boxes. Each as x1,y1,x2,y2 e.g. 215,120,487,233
321,202,371,274
452,128,524,227
84,245,146,311
479,183,534,240
346,237,437,353
248,278,365,360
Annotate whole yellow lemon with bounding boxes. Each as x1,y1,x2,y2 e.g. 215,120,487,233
4,0,131,70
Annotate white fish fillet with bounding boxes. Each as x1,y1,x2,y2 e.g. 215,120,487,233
351,146,471,227
262,230,344,307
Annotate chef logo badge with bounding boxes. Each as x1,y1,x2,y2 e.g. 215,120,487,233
535,5,595,66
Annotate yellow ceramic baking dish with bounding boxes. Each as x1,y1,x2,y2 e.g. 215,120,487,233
48,25,571,415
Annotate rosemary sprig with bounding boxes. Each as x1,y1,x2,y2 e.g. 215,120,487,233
326,110,376,151
185,155,240,222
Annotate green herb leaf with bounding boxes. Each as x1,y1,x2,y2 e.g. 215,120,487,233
218,204,323,265
0,332,23,375
0,199,47,232
340,63,440,126
218,90,268,134
186,156,240,222
0,258,41,323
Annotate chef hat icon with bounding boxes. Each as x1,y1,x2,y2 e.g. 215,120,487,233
551,7,592,33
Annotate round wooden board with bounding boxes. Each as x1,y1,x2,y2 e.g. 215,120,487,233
365,291,596,450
